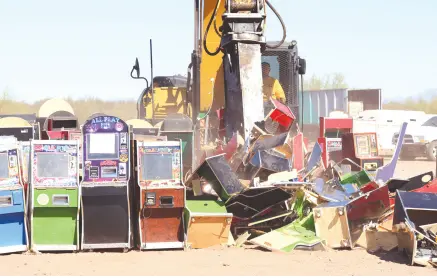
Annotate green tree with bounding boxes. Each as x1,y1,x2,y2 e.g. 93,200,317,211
384,96,437,114
303,73,348,91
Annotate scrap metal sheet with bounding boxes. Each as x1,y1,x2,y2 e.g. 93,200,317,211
374,122,407,183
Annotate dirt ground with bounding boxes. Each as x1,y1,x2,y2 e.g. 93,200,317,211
1,159,436,276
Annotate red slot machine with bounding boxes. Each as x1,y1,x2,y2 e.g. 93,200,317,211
341,132,384,172
43,111,79,140
317,116,353,168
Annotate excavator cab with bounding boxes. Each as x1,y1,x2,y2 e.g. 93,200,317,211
261,41,306,120
130,58,192,126
137,75,191,125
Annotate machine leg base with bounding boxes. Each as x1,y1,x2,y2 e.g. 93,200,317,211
0,245,28,255
81,243,130,251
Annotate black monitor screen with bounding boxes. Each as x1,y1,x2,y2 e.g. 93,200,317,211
36,153,69,178
52,119,77,129
141,153,173,181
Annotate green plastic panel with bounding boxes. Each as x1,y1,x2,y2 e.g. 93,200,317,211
32,207,78,245
33,188,79,208
276,222,321,252
31,188,79,246
249,213,322,253
185,200,228,214
184,200,229,234
340,170,372,187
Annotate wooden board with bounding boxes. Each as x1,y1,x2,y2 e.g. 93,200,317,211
356,228,398,252
313,205,351,248
186,216,231,249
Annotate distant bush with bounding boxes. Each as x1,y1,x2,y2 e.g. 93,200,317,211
0,92,137,124
384,96,437,114
2,92,436,124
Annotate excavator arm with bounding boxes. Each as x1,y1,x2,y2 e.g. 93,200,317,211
191,0,286,144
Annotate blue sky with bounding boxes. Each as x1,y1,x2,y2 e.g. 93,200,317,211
0,0,435,103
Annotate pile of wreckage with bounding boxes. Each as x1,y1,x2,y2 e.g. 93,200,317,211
185,109,437,268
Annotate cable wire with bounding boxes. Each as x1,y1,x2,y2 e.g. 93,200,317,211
265,0,287,49
203,0,222,56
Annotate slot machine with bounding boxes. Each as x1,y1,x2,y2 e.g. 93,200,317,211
29,140,80,252
43,111,79,140
317,116,353,168
0,114,40,140
0,137,28,254
159,114,194,179
0,117,34,142
0,118,36,199
80,115,132,251
341,132,384,172
135,140,185,250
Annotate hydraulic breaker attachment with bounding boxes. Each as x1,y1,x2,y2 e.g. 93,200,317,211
221,0,266,142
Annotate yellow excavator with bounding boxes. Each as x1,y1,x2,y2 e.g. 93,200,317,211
130,0,306,171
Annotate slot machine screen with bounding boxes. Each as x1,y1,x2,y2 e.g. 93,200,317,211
142,153,173,181
0,153,9,178
52,119,77,129
86,133,119,160
36,152,69,178
354,134,371,157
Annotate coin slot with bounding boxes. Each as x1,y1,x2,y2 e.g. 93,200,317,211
160,196,174,207
0,196,12,206
53,195,69,205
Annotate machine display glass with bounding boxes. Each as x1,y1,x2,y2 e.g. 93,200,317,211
355,135,371,156
87,133,119,160
0,153,9,179
36,152,69,178
141,153,173,181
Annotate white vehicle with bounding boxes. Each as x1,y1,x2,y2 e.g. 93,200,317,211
353,110,426,155
393,114,437,161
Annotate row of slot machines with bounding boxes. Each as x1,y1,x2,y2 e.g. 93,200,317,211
0,113,226,254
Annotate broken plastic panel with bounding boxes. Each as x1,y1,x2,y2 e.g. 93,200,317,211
393,191,437,266
305,142,322,174
413,178,437,194
249,213,324,253
246,149,291,181
340,170,372,188
292,133,304,171
374,122,407,183
312,178,350,203
264,98,296,135
187,154,244,202
225,187,291,220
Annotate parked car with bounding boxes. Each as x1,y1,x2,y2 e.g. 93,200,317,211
392,115,437,161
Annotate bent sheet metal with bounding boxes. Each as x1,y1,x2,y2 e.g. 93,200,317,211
393,190,437,267
187,154,245,202
225,186,291,220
